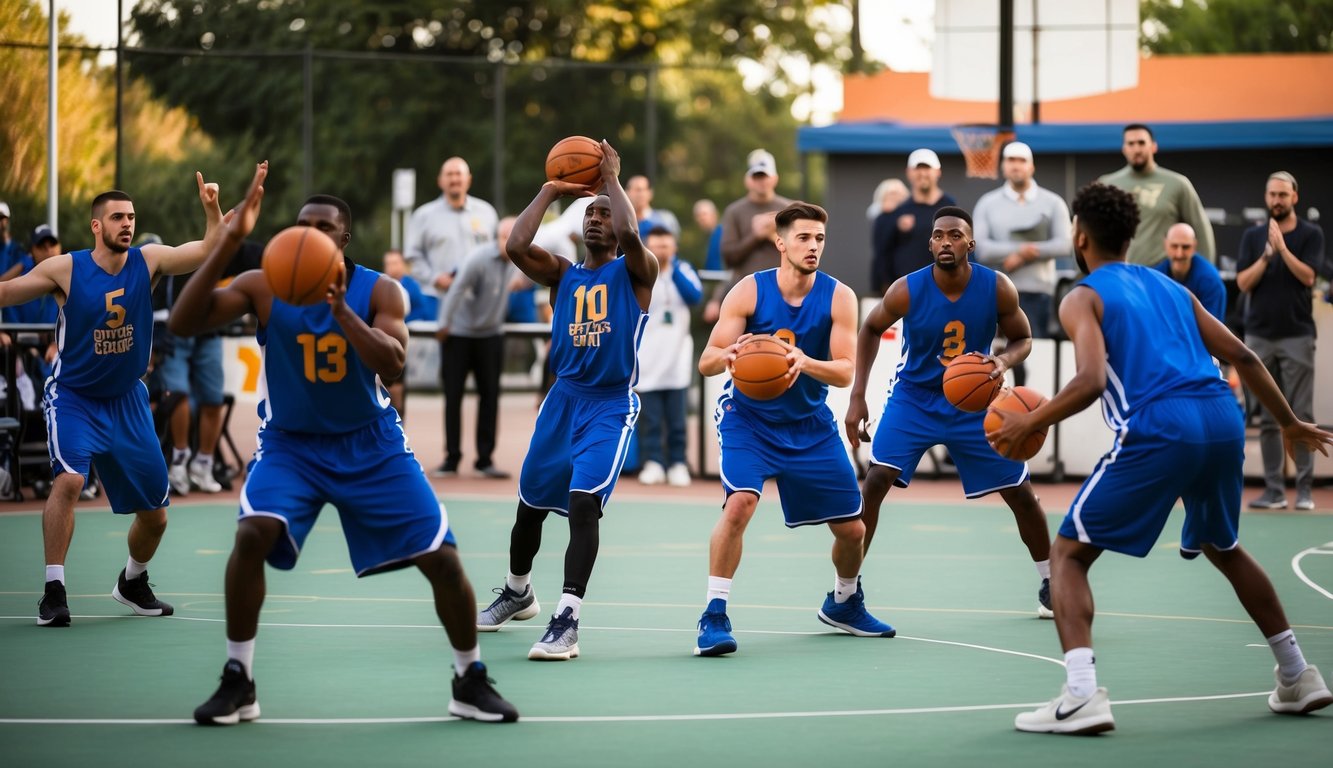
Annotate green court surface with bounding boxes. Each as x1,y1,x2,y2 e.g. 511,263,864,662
0,495,1328,767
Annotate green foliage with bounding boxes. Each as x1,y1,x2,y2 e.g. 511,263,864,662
1141,0,1333,54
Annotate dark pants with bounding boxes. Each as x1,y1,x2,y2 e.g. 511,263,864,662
637,388,687,467
440,334,505,470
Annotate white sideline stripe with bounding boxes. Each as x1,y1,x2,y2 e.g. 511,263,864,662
0,692,1271,726
1291,542,1333,601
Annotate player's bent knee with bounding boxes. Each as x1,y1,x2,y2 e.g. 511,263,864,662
233,517,283,557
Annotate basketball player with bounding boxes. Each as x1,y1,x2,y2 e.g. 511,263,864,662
845,206,1054,618
169,163,517,724
694,201,894,657
475,140,657,661
0,172,224,627
990,182,1332,734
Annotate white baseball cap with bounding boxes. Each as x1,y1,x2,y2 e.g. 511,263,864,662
1002,141,1034,162
907,149,941,169
0,202,10,218
746,149,777,177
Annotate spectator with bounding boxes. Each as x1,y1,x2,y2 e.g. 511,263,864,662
865,178,909,222
1154,223,1226,324
703,149,792,323
0,202,24,277
626,175,681,239
1099,123,1216,266
635,227,703,487
2,225,61,415
434,216,521,480
871,149,957,293
383,249,437,324
973,141,1071,386
693,199,723,272
1236,171,1323,512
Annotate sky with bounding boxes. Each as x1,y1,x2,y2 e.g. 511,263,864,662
53,0,935,125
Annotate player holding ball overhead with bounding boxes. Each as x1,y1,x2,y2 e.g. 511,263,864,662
693,201,895,658
845,206,1056,619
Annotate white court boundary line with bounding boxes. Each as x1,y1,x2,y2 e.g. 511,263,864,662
1292,541,1333,600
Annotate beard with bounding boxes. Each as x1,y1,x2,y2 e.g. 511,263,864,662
101,229,130,253
1269,204,1292,221
934,256,960,272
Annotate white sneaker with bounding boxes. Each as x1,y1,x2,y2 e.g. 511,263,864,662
1015,685,1115,734
189,460,222,493
168,464,191,496
1269,664,1333,714
638,461,665,486
666,462,691,487
1294,491,1315,511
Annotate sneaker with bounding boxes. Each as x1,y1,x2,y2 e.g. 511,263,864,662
1037,578,1054,619
189,460,222,493
477,584,540,631
431,463,458,478
817,588,896,637
448,661,519,723
1295,491,1315,511
1248,491,1288,510
79,479,98,501
1015,685,1115,734
194,659,260,725
638,460,665,486
528,606,580,660
694,598,738,657
475,465,511,480
1268,664,1333,714
37,580,70,627
666,462,691,487
111,569,174,616
168,464,191,496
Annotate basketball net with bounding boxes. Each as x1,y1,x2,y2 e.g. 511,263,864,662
950,124,1016,180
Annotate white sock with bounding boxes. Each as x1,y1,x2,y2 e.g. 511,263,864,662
706,576,732,604
193,454,214,470
1035,559,1051,580
557,593,582,620
833,575,858,604
1267,629,1308,683
45,564,65,584
506,572,530,593
227,638,256,679
124,556,148,580
453,646,481,677
171,448,190,465
1064,647,1098,699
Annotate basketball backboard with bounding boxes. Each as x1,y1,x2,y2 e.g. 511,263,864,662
931,0,1138,108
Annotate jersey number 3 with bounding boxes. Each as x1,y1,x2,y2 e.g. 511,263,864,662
941,320,966,359
297,333,348,382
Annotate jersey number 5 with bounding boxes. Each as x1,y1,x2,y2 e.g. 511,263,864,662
297,333,348,383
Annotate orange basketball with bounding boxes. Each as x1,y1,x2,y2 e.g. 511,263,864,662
262,226,342,306
731,335,791,400
942,353,1002,412
545,136,603,189
983,386,1049,460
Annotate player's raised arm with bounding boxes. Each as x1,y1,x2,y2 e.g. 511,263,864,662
699,275,757,377
597,141,658,305
845,279,908,448
508,183,584,288
0,253,69,309
169,162,268,337
144,170,226,277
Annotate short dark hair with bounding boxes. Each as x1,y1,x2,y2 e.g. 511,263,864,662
933,205,972,230
91,190,133,219
644,225,675,239
1123,123,1154,140
1071,182,1140,256
303,194,352,229
775,201,828,231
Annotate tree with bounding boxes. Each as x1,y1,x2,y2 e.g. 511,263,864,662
1141,0,1333,54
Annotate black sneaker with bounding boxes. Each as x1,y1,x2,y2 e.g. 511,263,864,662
475,465,511,480
1037,578,1054,619
194,659,260,725
431,463,459,478
37,580,71,627
111,569,174,616
448,661,519,723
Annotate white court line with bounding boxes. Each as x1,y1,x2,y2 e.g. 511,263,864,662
0,691,1271,726
1291,541,1333,601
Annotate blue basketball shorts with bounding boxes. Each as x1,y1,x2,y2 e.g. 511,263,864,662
870,382,1027,497
158,333,225,406
240,413,455,576
1061,394,1245,558
518,380,640,514
714,394,862,527
43,380,170,514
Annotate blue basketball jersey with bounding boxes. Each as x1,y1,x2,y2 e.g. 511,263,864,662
730,268,837,422
896,264,998,389
1079,263,1230,424
258,263,394,433
52,247,153,396
548,257,647,394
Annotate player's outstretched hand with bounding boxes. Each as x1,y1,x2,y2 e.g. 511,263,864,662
1282,420,1333,460
598,139,621,181
544,179,596,198
223,161,269,240
196,171,221,213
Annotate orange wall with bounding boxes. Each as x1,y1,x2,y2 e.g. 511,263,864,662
841,54,1333,124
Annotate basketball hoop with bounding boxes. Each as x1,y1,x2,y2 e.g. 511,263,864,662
950,124,1016,179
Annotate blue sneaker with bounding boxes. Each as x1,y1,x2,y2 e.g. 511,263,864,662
528,607,580,661
817,589,895,637
694,598,738,657
1037,578,1054,619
